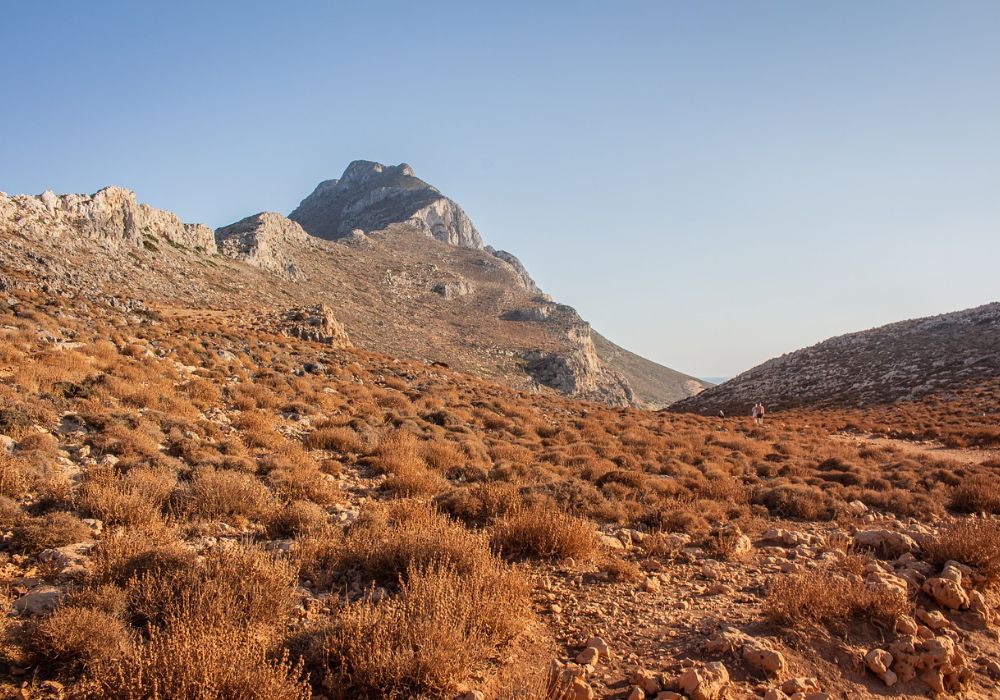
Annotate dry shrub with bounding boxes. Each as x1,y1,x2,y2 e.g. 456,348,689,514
381,465,447,498
752,484,835,521
343,501,494,585
127,543,297,632
923,518,1000,582
598,553,642,583
435,482,522,525
0,454,28,498
268,500,330,538
640,531,686,559
491,506,598,561
373,430,446,498
373,429,423,475
315,560,530,698
80,465,176,526
420,440,467,472
0,495,23,529
30,606,131,671
263,445,339,505
87,623,310,700
234,410,286,449
13,511,92,553
305,426,364,453
294,531,343,590
182,467,275,522
92,525,196,584
765,558,908,629
950,473,1000,514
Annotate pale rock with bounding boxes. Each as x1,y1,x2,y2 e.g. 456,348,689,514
922,575,970,610
677,662,729,700
853,529,918,557
585,636,611,660
743,641,786,676
576,646,600,665
0,186,216,252
865,648,893,675
781,677,821,695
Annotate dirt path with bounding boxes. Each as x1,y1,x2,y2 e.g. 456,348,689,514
832,432,1000,465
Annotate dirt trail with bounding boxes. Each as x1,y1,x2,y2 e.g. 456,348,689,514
832,432,1000,465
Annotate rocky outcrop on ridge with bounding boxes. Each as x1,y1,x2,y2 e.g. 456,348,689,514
0,187,216,253
673,303,1000,415
280,304,351,347
215,212,310,281
289,161,483,249
486,246,539,292
525,324,635,406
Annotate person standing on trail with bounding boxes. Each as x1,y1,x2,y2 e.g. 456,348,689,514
759,402,766,425
751,403,760,424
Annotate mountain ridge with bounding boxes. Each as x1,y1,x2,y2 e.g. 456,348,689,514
1,163,709,407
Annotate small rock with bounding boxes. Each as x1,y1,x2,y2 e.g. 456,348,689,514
13,586,64,615
576,646,600,665
743,641,786,676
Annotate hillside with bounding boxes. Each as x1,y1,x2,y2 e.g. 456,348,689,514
0,162,708,407
0,278,998,699
672,303,1000,415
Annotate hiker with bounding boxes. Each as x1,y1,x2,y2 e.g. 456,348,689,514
758,402,766,424
751,402,762,425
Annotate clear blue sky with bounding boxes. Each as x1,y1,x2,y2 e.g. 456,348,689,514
3,2,999,378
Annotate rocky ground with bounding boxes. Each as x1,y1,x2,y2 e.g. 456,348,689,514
0,287,997,699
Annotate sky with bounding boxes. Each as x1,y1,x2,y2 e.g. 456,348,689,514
3,2,999,378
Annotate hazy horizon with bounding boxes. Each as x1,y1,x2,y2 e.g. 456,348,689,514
3,2,999,377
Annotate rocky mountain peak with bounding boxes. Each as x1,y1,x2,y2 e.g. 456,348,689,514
289,160,483,249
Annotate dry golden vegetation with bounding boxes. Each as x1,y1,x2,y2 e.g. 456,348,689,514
0,287,998,698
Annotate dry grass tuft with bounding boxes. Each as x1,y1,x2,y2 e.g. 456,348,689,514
30,606,131,671
923,518,1000,582
491,506,598,561
314,559,530,698
765,557,908,629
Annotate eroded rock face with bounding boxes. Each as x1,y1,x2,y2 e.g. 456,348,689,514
486,246,539,291
281,305,351,347
289,160,483,249
525,325,635,406
215,212,309,281
0,187,217,253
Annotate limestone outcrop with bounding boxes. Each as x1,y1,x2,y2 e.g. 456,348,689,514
0,187,216,253
525,324,635,406
215,212,309,281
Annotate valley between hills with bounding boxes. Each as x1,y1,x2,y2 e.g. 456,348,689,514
0,162,997,699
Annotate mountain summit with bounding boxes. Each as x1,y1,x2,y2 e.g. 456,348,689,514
289,160,483,248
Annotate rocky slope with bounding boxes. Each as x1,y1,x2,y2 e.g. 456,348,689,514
1,167,707,407
673,303,1000,415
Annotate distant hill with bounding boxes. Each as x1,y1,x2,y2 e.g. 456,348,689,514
672,303,1000,415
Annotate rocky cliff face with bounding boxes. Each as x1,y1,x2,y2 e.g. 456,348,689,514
525,324,635,406
289,161,483,249
215,212,310,281
673,303,1000,415
0,187,216,253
